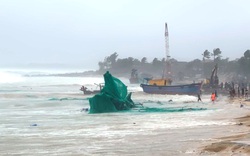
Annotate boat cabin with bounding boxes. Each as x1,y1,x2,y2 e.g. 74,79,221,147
148,78,172,86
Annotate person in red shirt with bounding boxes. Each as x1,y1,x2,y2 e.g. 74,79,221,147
211,92,216,103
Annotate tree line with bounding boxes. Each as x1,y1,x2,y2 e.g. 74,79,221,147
97,49,250,82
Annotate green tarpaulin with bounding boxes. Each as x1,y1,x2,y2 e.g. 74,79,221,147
89,71,135,113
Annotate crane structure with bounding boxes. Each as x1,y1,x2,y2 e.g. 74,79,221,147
164,23,172,78
148,23,173,86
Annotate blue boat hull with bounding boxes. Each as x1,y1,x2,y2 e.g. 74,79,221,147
140,83,202,95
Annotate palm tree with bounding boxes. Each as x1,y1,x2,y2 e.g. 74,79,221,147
244,49,250,59
202,50,210,61
202,50,211,78
141,57,147,64
212,48,222,61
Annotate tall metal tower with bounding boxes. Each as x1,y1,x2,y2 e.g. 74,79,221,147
165,23,171,78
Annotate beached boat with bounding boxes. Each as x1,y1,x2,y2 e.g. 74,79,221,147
140,83,202,95
140,23,202,95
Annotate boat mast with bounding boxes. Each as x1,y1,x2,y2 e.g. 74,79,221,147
165,23,171,78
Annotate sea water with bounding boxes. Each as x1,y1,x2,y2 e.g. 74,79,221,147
0,69,249,155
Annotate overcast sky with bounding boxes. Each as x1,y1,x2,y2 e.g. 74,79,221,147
0,0,250,69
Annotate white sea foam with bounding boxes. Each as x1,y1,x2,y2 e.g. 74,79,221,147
0,68,92,75
0,71,25,83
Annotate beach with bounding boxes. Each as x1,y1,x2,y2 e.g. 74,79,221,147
198,98,250,156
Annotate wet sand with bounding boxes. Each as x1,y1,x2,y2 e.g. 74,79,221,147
200,98,250,155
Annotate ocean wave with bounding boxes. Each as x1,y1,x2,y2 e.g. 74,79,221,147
48,97,87,101
0,71,25,83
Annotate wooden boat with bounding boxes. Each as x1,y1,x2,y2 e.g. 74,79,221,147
140,83,202,95
80,87,100,95
80,83,103,95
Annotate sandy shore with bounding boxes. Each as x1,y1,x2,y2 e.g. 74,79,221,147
199,98,250,155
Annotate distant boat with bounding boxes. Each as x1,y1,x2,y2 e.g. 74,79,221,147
80,83,103,95
140,83,202,95
140,23,201,95
129,69,153,84
129,69,140,84
129,77,139,84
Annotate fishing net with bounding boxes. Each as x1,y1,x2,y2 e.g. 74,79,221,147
89,71,135,113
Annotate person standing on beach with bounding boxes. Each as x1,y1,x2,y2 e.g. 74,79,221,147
211,92,216,103
245,88,248,99
197,92,202,102
214,90,218,97
238,86,240,97
242,87,245,98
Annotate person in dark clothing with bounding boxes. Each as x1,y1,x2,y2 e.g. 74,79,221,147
214,90,218,97
242,88,245,97
220,82,223,89
238,86,240,97
197,92,202,102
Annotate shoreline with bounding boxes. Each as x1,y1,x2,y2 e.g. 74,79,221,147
199,97,250,155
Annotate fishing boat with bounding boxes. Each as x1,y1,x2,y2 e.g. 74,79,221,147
80,83,104,95
140,83,202,95
129,69,140,84
129,69,153,84
140,23,202,95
